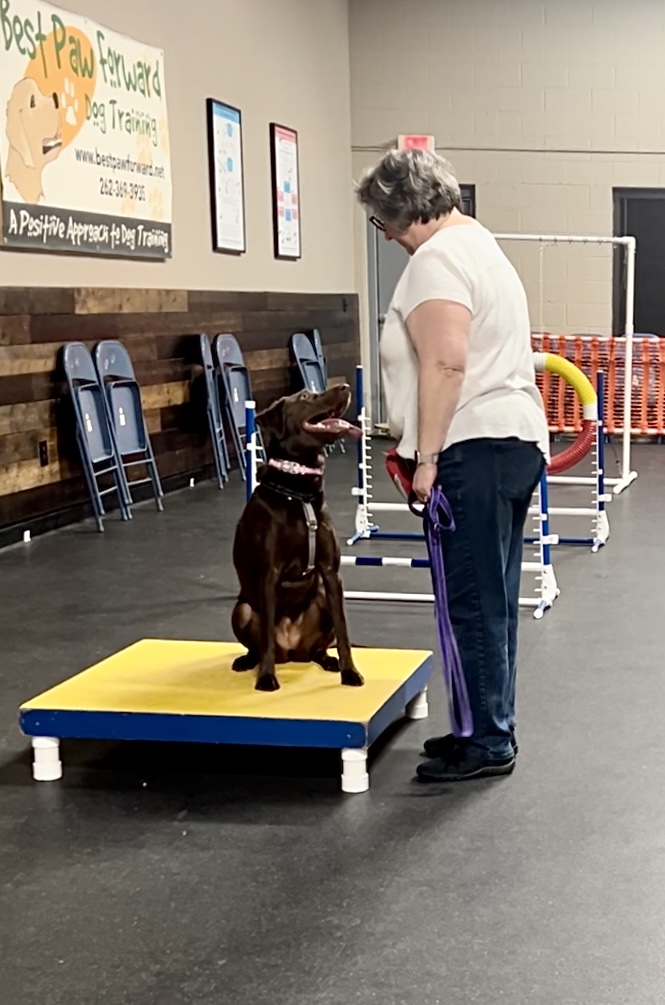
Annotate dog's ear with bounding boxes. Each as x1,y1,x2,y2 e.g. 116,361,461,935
256,397,286,446
6,79,36,170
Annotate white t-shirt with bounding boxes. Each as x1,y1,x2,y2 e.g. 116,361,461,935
380,220,550,461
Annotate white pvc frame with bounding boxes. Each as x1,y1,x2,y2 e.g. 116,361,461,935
347,366,559,618
494,232,637,495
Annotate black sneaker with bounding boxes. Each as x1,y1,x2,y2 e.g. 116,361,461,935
416,746,515,783
422,727,518,759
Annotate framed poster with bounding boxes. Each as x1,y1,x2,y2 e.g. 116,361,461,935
0,0,172,259
207,98,246,254
269,122,301,260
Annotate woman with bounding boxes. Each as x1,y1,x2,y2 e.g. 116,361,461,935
356,149,549,782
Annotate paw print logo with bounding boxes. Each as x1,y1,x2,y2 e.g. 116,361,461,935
60,77,79,128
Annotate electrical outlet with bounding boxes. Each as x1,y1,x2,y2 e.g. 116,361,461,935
38,440,48,467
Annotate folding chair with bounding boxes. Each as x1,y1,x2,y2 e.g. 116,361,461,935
213,333,265,480
311,329,328,385
199,333,230,489
94,340,164,511
290,332,327,393
290,332,345,454
63,342,133,532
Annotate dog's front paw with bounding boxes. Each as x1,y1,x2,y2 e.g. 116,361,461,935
341,668,364,687
255,673,280,692
233,653,257,672
314,653,340,673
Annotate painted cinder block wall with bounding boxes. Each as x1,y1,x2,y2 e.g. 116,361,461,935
349,0,665,350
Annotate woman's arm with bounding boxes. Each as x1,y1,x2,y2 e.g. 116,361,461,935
406,298,471,460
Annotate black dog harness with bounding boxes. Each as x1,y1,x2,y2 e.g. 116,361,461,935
258,460,323,574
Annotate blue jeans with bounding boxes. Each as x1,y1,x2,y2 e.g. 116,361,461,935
435,437,545,761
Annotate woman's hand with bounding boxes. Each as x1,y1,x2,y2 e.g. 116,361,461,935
413,462,438,504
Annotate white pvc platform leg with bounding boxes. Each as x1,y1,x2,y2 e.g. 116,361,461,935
32,736,62,781
406,688,429,720
341,747,369,793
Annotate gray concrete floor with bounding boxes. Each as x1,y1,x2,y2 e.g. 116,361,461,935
1,443,664,1004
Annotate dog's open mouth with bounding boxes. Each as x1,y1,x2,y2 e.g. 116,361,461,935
302,403,362,439
42,135,62,155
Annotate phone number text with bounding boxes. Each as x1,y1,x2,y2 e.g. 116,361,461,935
99,178,147,201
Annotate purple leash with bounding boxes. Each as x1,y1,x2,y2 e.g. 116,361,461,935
409,486,473,739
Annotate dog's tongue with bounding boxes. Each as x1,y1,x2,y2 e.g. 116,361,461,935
313,417,362,438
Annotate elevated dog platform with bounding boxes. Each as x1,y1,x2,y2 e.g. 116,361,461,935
19,640,433,794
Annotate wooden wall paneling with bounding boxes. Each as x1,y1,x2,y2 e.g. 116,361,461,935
187,291,270,313
234,309,353,333
0,343,63,375
75,288,188,315
324,341,358,363
41,311,243,343
0,374,38,407
153,444,211,481
0,475,88,527
0,316,30,345
133,358,189,386
154,332,198,361
1,428,56,465
263,292,352,313
0,426,79,497
0,400,55,436
140,381,190,411
159,404,187,431
0,286,360,540
0,289,74,315
244,348,290,371
144,409,162,435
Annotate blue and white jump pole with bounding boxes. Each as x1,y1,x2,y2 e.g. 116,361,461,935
348,365,428,547
245,400,257,501
524,370,610,552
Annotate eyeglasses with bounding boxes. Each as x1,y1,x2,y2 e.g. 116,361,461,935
369,215,386,232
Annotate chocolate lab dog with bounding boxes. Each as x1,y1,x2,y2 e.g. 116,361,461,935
231,383,365,692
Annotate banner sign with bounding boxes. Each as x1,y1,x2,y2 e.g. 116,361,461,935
0,0,172,258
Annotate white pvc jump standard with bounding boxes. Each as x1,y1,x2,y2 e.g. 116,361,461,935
340,472,559,619
524,370,609,554
494,231,637,496
345,365,559,618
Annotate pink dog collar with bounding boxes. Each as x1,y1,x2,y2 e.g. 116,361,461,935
268,458,323,477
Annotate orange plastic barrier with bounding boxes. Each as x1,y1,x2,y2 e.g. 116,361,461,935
530,334,665,436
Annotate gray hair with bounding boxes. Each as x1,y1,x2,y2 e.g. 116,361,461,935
355,149,462,231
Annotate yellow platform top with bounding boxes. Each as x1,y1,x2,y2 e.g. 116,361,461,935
21,640,432,725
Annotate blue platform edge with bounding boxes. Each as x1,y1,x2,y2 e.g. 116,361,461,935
19,656,433,751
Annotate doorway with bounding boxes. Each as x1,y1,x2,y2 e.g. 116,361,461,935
366,184,476,423
613,188,665,335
